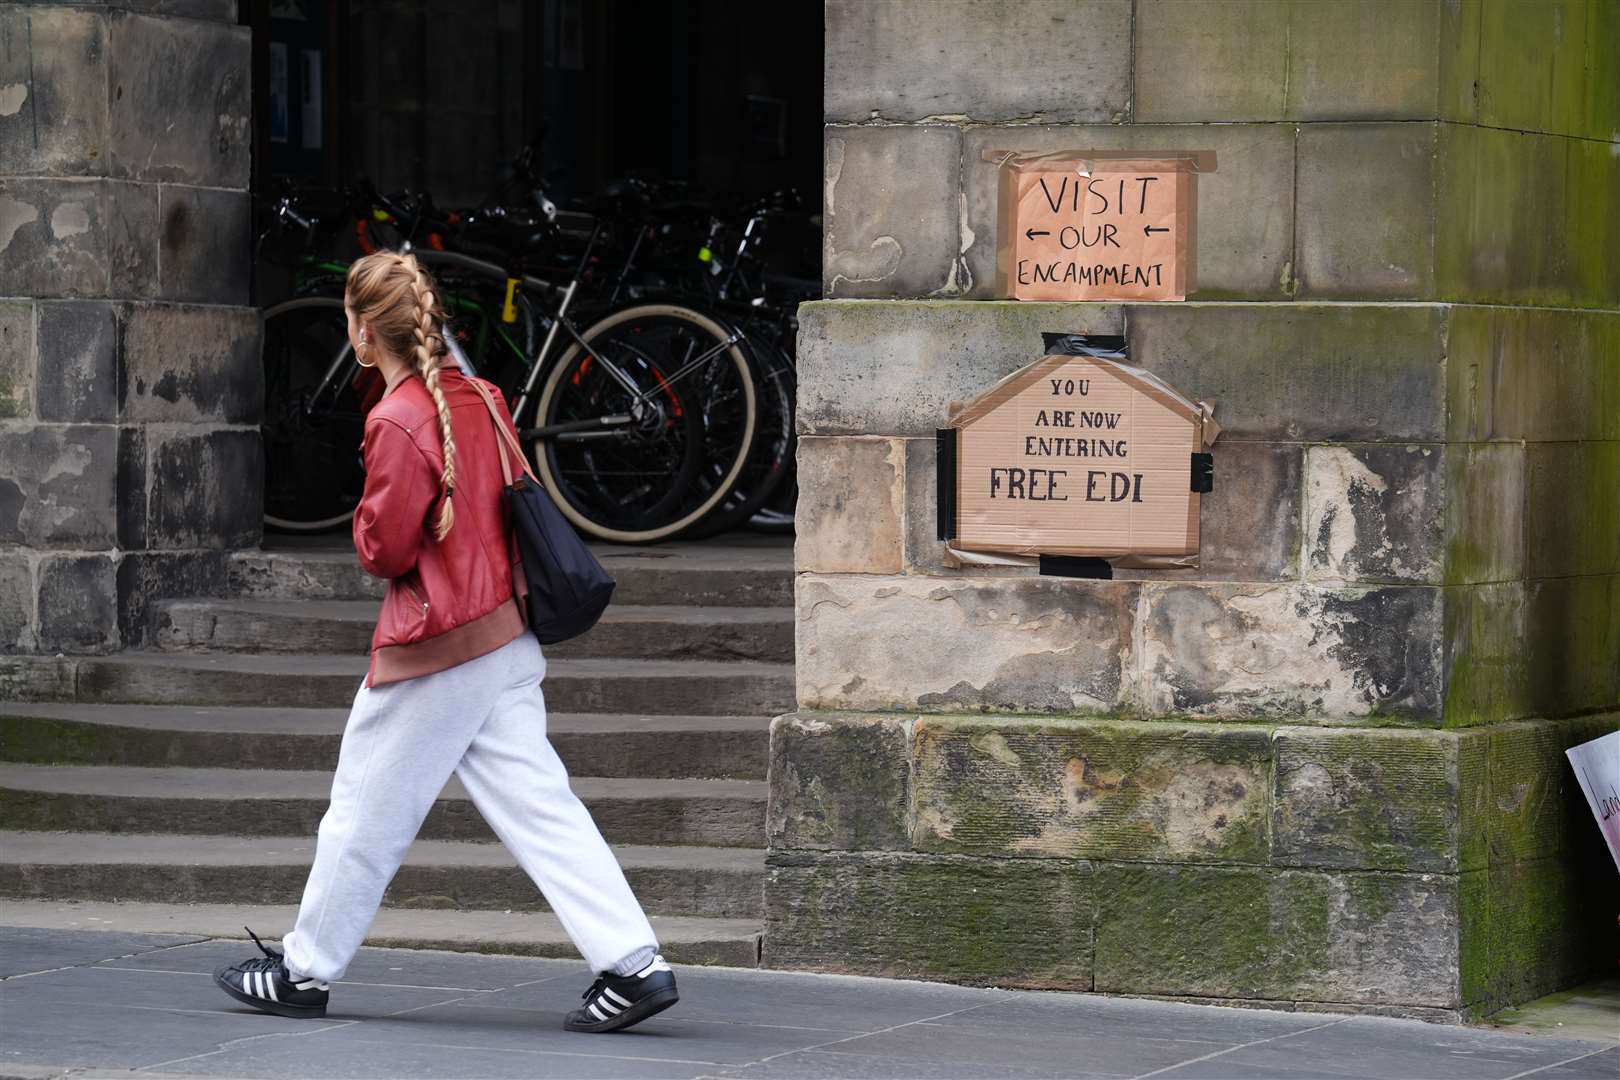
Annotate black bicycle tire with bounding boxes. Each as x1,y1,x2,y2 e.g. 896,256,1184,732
529,302,758,544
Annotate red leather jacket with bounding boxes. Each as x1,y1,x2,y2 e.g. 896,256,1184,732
353,355,528,687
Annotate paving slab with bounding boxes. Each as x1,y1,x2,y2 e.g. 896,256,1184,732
0,925,206,979
1,927,1610,1080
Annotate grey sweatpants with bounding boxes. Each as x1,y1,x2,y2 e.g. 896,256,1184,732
280,633,658,982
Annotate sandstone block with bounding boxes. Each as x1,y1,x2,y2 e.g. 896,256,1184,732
1444,444,1525,586
1283,0,1442,121
0,302,32,419
1095,864,1460,1006
35,301,117,423
157,186,251,304
1446,0,1620,144
36,553,118,652
1436,124,1619,309
765,851,1092,988
1295,124,1437,300
0,424,117,548
0,655,75,701
1445,306,1620,444
959,123,1294,300
104,179,160,299
1272,727,1458,872
1136,0,1440,123
115,549,228,648
120,302,262,423
0,7,108,176
1469,858,1617,1013
911,716,1270,864
0,551,33,652
797,574,1136,712
797,300,1124,436
1442,582,1530,729
147,427,261,549
1132,1,1287,122
824,0,1130,123
794,437,903,574
767,712,911,852
822,126,961,299
1524,442,1620,580
1304,444,1444,585
1140,583,1443,722
1525,575,1620,718
107,12,250,187
0,178,110,298
1127,303,1447,442
1485,721,1587,866
116,425,147,549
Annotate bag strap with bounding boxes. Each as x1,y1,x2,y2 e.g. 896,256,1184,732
468,378,540,487
467,378,535,615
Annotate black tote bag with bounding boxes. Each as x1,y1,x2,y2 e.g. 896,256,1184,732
471,381,615,644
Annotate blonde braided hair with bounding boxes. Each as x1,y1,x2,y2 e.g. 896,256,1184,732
345,249,457,541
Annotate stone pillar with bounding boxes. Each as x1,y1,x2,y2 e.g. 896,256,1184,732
0,1,259,655
770,0,1619,1018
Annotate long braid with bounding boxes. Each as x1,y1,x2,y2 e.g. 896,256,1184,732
400,253,457,541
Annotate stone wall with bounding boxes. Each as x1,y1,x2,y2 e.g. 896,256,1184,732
767,711,1616,1017
770,0,1620,1015
0,2,260,654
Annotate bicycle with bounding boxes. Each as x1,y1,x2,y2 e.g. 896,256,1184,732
257,185,760,544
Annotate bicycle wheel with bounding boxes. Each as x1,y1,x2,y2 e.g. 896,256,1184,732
677,336,794,539
530,303,757,544
261,296,368,532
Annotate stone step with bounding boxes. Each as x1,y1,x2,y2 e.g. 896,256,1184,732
0,831,764,919
152,599,795,662
0,765,767,848
0,899,761,967
230,537,794,607
64,651,795,715
0,704,770,780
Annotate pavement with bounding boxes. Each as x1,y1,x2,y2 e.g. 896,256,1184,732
2,928,1616,1080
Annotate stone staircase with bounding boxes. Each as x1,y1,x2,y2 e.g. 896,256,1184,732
0,537,794,966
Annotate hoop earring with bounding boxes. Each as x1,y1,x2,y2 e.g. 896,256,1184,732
356,337,377,369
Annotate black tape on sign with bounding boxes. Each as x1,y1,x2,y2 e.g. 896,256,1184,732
1191,452,1214,493
1040,333,1128,359
936,428,958,540
1039,555,1114,580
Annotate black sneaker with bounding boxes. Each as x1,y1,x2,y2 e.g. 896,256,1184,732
212,926,329,1020
564,954,678,1033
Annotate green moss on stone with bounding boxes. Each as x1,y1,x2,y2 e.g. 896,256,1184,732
912,716,1271,864
1273,728,1460,871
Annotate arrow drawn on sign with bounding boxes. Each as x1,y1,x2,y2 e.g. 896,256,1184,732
1144,226,1170,236
1025,229,1051,241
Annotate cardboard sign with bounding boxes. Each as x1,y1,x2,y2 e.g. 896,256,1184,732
988,149,1215,302
1566,731,1620,873
940,337,1216,560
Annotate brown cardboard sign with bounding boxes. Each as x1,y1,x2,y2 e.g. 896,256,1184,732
987,149,1216,302
942,336,1217,561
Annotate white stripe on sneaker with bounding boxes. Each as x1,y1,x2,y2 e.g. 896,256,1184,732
587,1001,608,1022
266,974,279,1003
602,987,631,1008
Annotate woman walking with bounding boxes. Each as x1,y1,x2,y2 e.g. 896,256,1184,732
212,251,676,1033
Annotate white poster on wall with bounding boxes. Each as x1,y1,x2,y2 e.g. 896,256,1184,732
1566,731,1620,874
